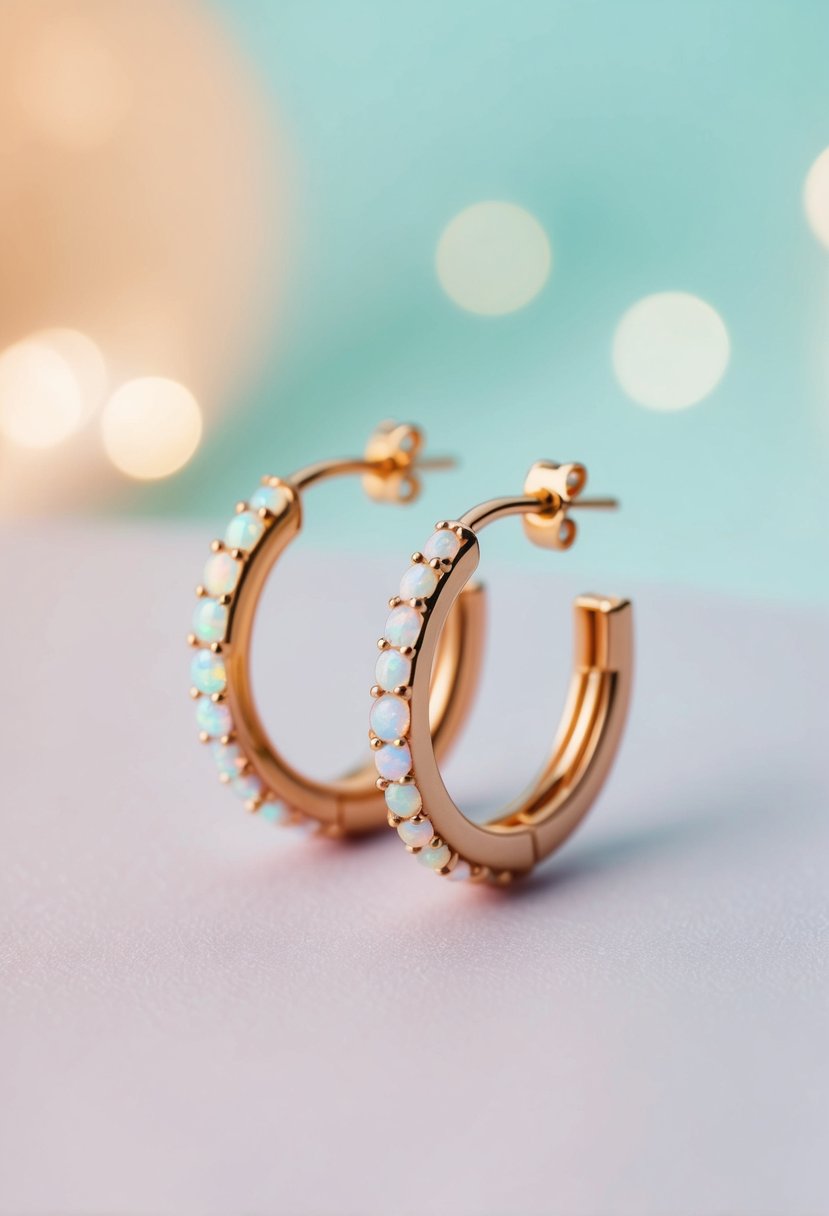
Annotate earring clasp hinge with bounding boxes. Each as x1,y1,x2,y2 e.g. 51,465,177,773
522,460,618,550
362,420,455,505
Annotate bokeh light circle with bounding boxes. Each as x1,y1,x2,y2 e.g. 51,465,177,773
612,292,730,411
804,147,829,249
0,337,84,448
101,377,202,480
436,201,551,315
33,328,107,423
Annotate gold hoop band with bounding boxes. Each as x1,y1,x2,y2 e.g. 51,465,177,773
368,459,633,881
188,422,484,835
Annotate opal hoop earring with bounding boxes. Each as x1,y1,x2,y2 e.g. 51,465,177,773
368,459,633,883
188,421,484,835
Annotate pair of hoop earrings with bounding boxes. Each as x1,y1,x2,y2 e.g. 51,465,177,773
188,421,633,886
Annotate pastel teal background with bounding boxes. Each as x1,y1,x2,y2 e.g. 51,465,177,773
153,0,829,602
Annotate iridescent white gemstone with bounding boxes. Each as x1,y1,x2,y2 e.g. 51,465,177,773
190,649,227,695
369,695,409,742
210,740,245,778
375,649,411,692
419,843,452,871
202,551,240,597
196,697,232,738
192,599,228,643
448,859,472,882
397,816,433,848
250,483,290,514
224,510,264,552
384,605,421,648
260,800,291,825
375,743,412,781
423,529,461,562
231,772,263,802
400,563,438,601
384,783,422,819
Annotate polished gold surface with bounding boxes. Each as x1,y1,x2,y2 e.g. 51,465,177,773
225,423,484,833
404,460,632,877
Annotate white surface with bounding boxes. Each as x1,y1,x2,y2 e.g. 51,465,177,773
1,522,827,1216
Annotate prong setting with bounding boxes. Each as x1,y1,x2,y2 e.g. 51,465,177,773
189,473,297,832
369,522,482,883
369,496,627,884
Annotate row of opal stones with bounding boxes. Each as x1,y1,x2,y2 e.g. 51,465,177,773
192,481,293,827
191,483,291,645
374,527,472,881
195,692,281,813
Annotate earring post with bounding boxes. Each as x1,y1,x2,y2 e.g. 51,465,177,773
416,456,456,472
569,497,619,510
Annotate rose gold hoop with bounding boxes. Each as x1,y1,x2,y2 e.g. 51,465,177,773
368,459,633,882
188,421,485,835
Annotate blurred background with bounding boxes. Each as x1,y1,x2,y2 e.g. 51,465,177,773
1,0,828,602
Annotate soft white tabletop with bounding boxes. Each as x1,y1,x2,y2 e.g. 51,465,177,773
1,522,826,1216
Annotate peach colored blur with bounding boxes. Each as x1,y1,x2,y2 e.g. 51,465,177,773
0,0,287,512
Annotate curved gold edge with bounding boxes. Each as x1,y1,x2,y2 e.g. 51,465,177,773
221,489,484,834
408,528,633,873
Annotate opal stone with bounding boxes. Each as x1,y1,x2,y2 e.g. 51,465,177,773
400,563,438,601
210,740,245,778
249,483,290,514
260,800,291,825
190,649,227,695
231,772,263,802
423,529,461,562
369,694,410,742
384,783,422,819
384,605,421,649
397,816,433,848
196,697,232,738
447,859,472,881
374,743,412,781
192,598,228,644
418,843,452,871
375,649,411,692
224,510,264,552
202,551,240,597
